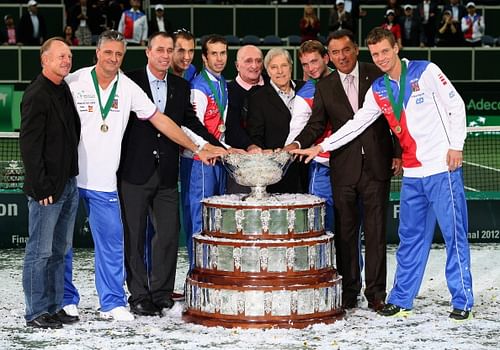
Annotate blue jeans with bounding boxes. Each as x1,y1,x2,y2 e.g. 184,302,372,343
22,177,79,321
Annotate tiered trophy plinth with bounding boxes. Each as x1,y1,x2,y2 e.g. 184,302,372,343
182,153,344,329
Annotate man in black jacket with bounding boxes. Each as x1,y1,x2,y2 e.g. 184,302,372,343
20,38,80,329
119,31,226,316
225,44,266,193
18,0,46,45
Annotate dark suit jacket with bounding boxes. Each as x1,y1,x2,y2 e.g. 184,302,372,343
246,80,306,193
18,11,46,45
20,74,80,201
225,79,267,149
295,62,401,186
119,67,223,188
246,81,305,149
148,17,172,36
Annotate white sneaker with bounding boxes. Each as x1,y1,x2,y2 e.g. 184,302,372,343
63,304,79,317
99,306,134,321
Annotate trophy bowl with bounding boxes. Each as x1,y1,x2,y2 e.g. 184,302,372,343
221,151,293,200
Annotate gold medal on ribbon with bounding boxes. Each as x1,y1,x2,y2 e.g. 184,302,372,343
395,125,402,134
101,123,109,133
218,124,226,132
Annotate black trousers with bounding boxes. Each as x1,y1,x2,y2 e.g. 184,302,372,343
120,170,180,305
332,157,390,305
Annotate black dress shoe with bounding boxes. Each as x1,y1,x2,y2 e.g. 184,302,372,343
52,309,79,324
342,299,358,310
367,299,385,312
130,300,161,316
154,298,174,311
26,313,63,329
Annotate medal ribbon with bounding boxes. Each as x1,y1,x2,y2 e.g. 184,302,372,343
383,60,407,122
91,68,119,124
201,69,227,124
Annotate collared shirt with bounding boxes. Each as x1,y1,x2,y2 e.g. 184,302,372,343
146,66,208,151
320,58,466,178
270,80,296,112
235,74,264,91
30,12,39,38
155,17,165,33
338,61,360,96
146,65,167,112
66,66,157,192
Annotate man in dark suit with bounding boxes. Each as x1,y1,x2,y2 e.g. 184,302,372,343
18,0,46,45
119,32,226,316
148,4,171,36
225,44,267,193
246,47,306,194
288,30,402,311
20,38,80,329
417,0,439,47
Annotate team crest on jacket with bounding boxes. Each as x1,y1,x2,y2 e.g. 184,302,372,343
112,99,119,109
411,80,420,92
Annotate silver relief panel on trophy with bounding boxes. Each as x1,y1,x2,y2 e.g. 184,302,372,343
266,247,287,272
221,208,236,234
219,289,239,315
297,289,315,315
269,209,288,234
241,247,261,272
217,245,235,272
294,246,309,271
245,291,265,316
271,290,292,316
294,209,308,233
242,209,262,235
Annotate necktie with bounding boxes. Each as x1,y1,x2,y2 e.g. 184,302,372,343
345,74,358,112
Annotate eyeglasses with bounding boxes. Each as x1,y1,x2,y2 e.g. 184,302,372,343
100,30,125,42
173,28,191,35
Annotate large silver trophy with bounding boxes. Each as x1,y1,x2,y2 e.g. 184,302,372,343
221,151,293,199
183,151,344,329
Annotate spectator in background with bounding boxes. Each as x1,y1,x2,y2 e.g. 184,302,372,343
382,9,402,49
149,4,172,37
107,0,124,30
461,2,484,47
1,14,18,45
18,0,47,45
444,0,466,43
118,0,147,46
299,4,320,43
340,0,365,38
400,5,423,47
329,0,354,34
385,0,403,23
68,0,92,46
63,25,79,46
170,29,197,82
417,0,439,47
437,9,464,47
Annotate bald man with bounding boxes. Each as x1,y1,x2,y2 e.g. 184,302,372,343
225,45,268,193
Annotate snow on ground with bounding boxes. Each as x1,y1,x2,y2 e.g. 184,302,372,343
0,244,499,350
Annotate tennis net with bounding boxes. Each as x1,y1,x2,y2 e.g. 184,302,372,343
1,127,499,195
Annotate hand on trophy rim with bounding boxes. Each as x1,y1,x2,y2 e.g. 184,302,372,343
290,145,323,164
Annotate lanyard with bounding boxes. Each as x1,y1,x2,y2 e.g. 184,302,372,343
91,68,119,124
201,69,227,120
383,60,407,122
